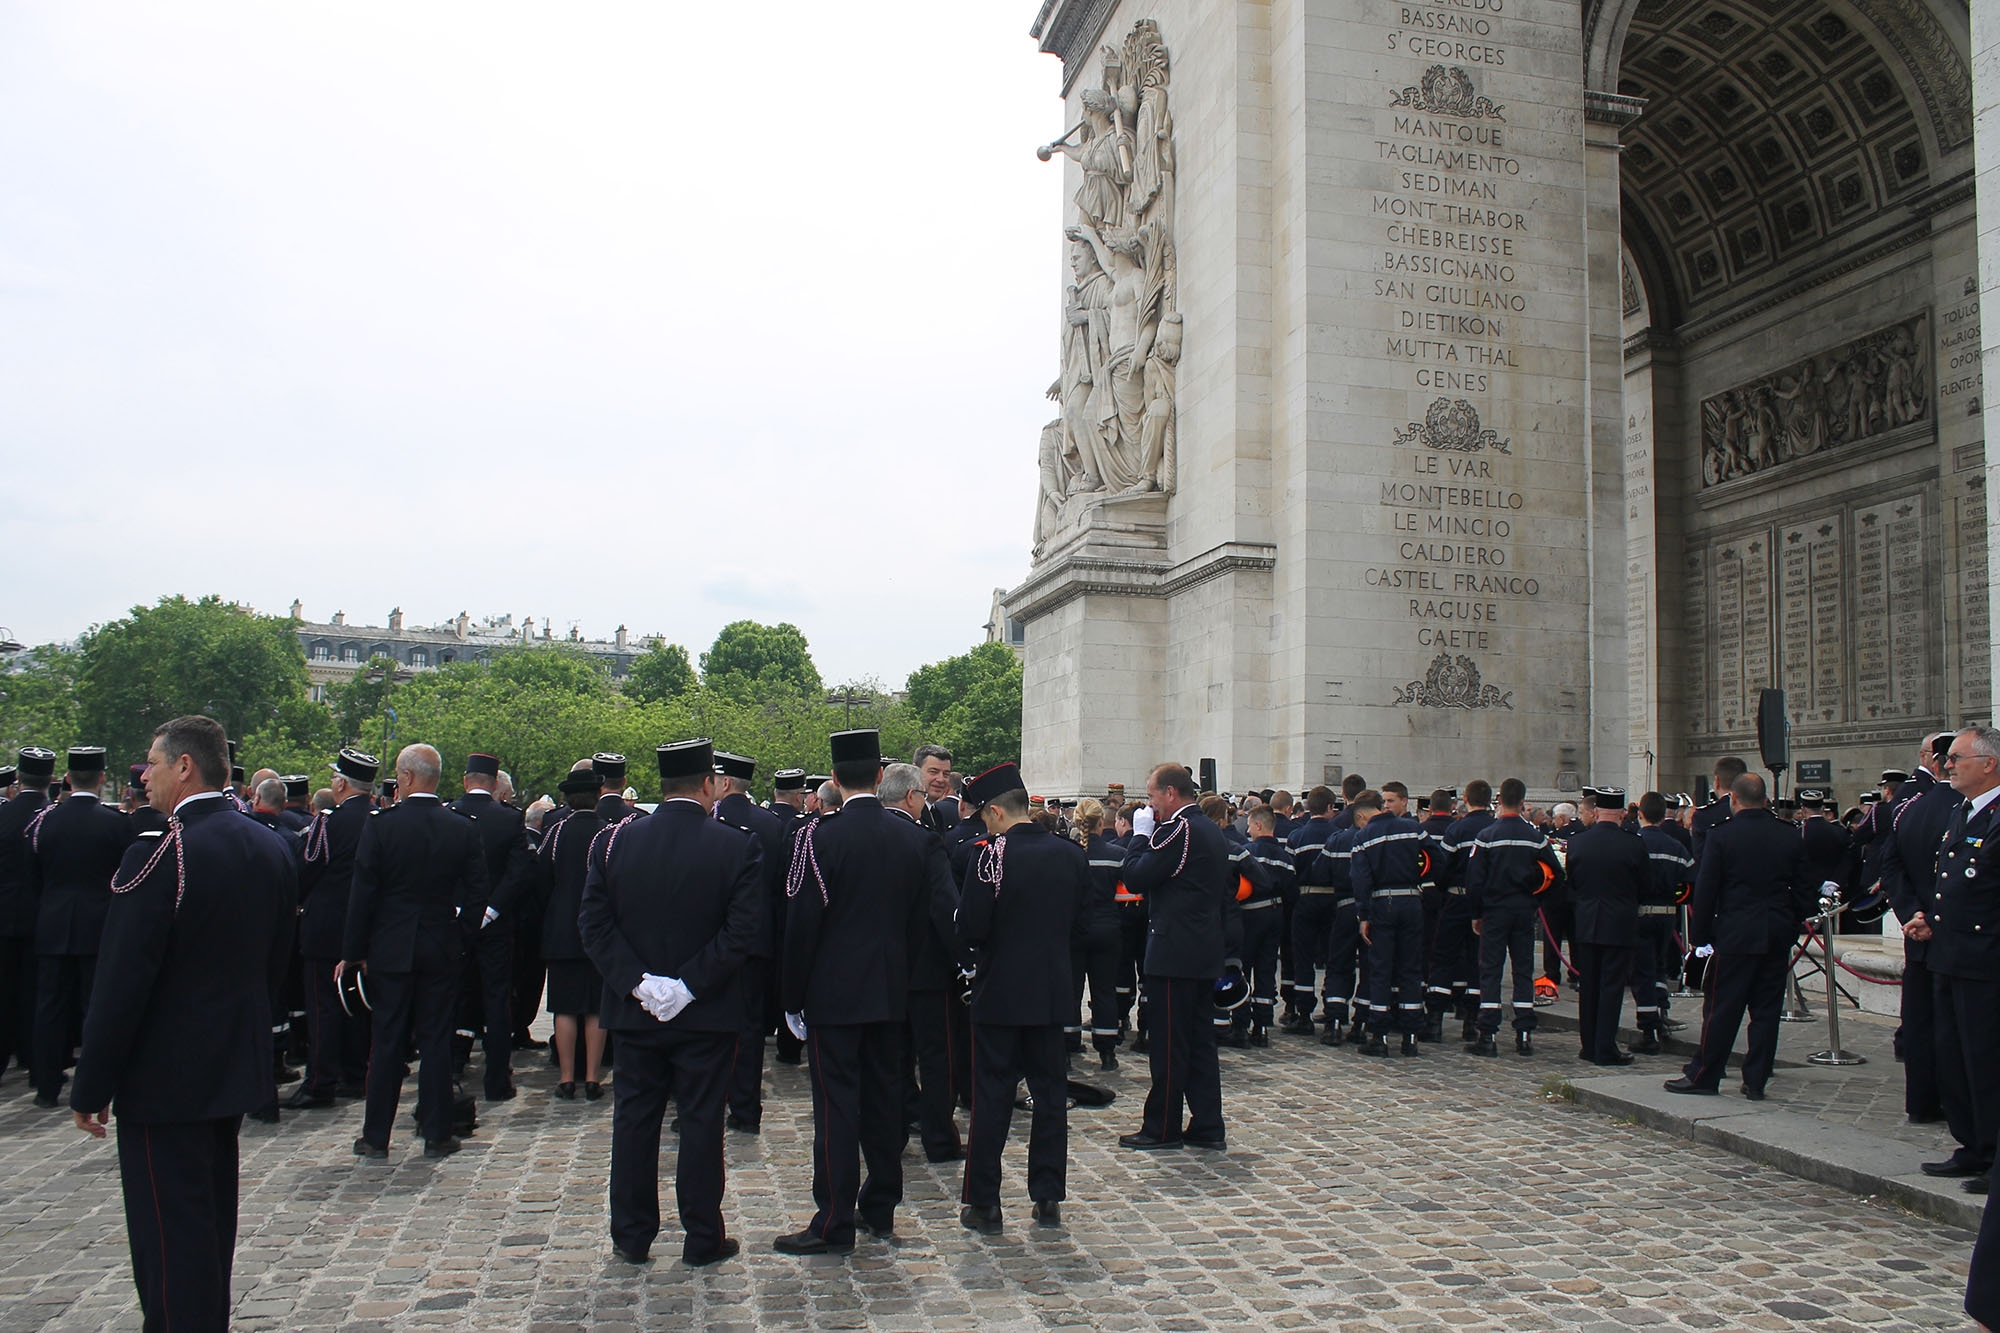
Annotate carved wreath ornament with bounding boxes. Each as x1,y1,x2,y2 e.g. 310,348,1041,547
1393,398,1511,454
1389,65,1506,122
1393,653,1516,711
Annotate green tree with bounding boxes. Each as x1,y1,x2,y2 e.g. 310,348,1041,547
326,656,402,751
621,640,696,705
701,621,823,702
237,694,341,780
73,596,311,759
0,645,81,757
903,642,1022,773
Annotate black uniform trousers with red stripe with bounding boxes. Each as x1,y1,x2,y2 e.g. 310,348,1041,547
1680,943,1790,1093
609,1028,735,1262
805,1021,905,1245
117,1115,242,1333
964,1022,1066,1208
1138,976,1223,1141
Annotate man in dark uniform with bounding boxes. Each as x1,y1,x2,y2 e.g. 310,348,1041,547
1691,756,1748,866
1467,778,1564,1057
1239,807,1293,1047
711,750,785,1133
451,752,532,1102
880,761,969,1161
341,743,489,1158
288,749,378,1110
1881,747,1958,1127
126,764,170,836
913,744,960,832
1434,780,1496,1042
0,748,56,1083
1280,786,1341,1034
955,762,1087,1232
1352,790,1434,1057
770,769,809,832
1797,789,1852,901
1118,763,1241,1151
70,715,295,1333
1666,773,1811,1099
1565,786,1648,1066
774,729,928,1255
594,753,639,823
278,775,313,832
539,769,610,1096
28,746,134,1107
1920,726,2000,1192
1634,792,1694,1053
1415,790,1457,1039
580,738,762,1267
1310,807,1370,1045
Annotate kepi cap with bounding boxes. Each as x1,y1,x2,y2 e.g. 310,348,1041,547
465,752,501,778
773,768,807,791
658,739,715,781
713,751,756,782
17,747,56,781
961,762,1027,811
558,769,603,796
67,746,107,774
829,729,880,767
1588,787,1626,810
591,752,627,784
281,774,309,802
331,748,380,785
1880,769,1909,786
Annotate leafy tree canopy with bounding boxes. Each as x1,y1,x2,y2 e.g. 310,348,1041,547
623,640,696,705
902,642,1022,774
701,621,822,702
0,645,81,758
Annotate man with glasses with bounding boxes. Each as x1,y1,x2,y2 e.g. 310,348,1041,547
1921,728,2000,1193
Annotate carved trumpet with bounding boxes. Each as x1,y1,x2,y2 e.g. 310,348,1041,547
1035,122,1086,161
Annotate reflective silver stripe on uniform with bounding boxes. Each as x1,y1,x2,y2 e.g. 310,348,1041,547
1398,1002,1424,1010
1479,1002,1501,1009
1088,858,1125,869
1477,837,1551,849
1363,830,1426,845
1511,1001,1536,1008
1240,898,1280,910
1252,855,1294,873
1090,1027,1119,1036
1300,886,1343,895
1370,886,1422,898
1647,850,1694,866
1446,886,1467,895
1639,905,1678,916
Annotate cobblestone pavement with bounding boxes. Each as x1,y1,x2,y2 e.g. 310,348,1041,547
0,1021,1979,1333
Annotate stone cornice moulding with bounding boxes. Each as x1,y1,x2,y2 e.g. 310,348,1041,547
1584,91,1647,127
1006,541,1278,621
1160,542,1279,599
1029,0,1121,94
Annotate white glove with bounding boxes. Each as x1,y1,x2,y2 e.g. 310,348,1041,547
1819,881,1842,898
785,1011,808,1040
1694,944,1715,959
633,974,694,1023
481,906,499,928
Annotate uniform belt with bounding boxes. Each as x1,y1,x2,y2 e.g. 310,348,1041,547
1300,886,1343,896
1240,898,1280,911
1445,886,1468,896
1639,905,1678,916
1370,886,1422,898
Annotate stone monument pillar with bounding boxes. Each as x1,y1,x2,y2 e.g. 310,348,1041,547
1017,0,1616,797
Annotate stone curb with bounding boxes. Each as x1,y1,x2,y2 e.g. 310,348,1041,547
1568,1073,1985,1233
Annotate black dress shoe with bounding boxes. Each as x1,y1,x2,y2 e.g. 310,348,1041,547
1032,1200,1062,1226
249,1106,280,1124
773,1229,853,1256
584,1081,604,1101
726,1113,760,1134
353,1138,389,1159
32,1091,59,1109
1130,1031,1149,1054
774,1050,802,1066
614,1244,650,1264
1469,1035,1498,1057
1359,1035,1389,1057
424,1136,462,1158
1184,1134,1226,1151
485,1084,516,1102
336,1081,367,1098
1662,1077,1718,1096
1635,1033,1662,1055
1280,1016,1315,1036
1595,1052,1636,1067
684,1237,740,1267
1967,1175,1992,1195
1099,1049,1119,1071
283,1087,336,1110
554,1082,576,1101
1739,1085,1766,1101
858,1214,895,1240
1118,1131,1179,1150
1516,1032,1534,1056
1921,1154,1985,1178
1320,1024,1344,1047
277,1064,303,1085
1908,1111,1945,1125
960,1204,1003,1234
1400,1033,1421,1057
512,1034,548,1051
925,1146,965,1163
1660,1017,1687,1031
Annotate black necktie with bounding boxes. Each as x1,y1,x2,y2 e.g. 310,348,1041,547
1950,802,1971,844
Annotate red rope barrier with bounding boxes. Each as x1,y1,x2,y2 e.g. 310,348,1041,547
1800,922,1902,987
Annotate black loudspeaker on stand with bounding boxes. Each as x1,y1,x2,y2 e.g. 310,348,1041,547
1199,758,1218,796
1757,688,1789,800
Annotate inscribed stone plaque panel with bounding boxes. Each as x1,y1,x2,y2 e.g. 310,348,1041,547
1684,549,1708,736
1715,544,1745,732
1321,0,1589,764
1742,533,1773,714
1961,483,1991,712
1778,517,1844,726
1851,491,1929,721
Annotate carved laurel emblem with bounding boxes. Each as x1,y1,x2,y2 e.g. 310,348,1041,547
1393,398,1511,454
1393,653,1515,711
1389,65,1505,121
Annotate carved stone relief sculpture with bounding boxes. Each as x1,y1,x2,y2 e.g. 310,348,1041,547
1034,19,1177,557
1699,315,1929,488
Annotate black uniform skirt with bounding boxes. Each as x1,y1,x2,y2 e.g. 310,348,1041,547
545,959,604,1016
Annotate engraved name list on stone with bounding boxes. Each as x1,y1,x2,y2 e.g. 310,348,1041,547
1335,0,1588,720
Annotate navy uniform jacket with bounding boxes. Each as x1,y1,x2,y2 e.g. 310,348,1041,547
1564,822,1648,946
942,812,987,881
1690,794,1732,867
1285,814,1338,878
885,807,965,991
1439,809,1497,892
714,791,787,959
130,805,171,837
1466,814,1563,915
448,790,533,922
298,794,372,959
922,795,961,834
1123,805,1242,978
1926,796,2000,983
1311,825,1359,899
278,807,311,833
579,798,763,1032
28,792,134,955
595,792,641,825
1639,824,1695,906
1687,806,1811,954
781,796,927,1025
1799,818,1852,897
70,794,296,1122
0,789,49,938
536,806,604,961
1081,832,1127,936
957,822,1087,1025
248,809,302,846
1350,813,1433,922
1245,834,1295,906
1880,780,1961,959
343,795,489,971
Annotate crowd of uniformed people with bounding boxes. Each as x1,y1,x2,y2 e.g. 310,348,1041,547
10,718,2000,1329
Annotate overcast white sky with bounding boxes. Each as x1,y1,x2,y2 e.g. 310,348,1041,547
0,2,1063,685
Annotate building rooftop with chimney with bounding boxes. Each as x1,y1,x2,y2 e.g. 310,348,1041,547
291,602,654,691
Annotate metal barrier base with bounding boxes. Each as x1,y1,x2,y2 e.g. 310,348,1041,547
1808,1048,1866,1066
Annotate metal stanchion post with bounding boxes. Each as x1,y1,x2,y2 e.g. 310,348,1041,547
1808,903,1864,1066
1780,965,1815,1023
